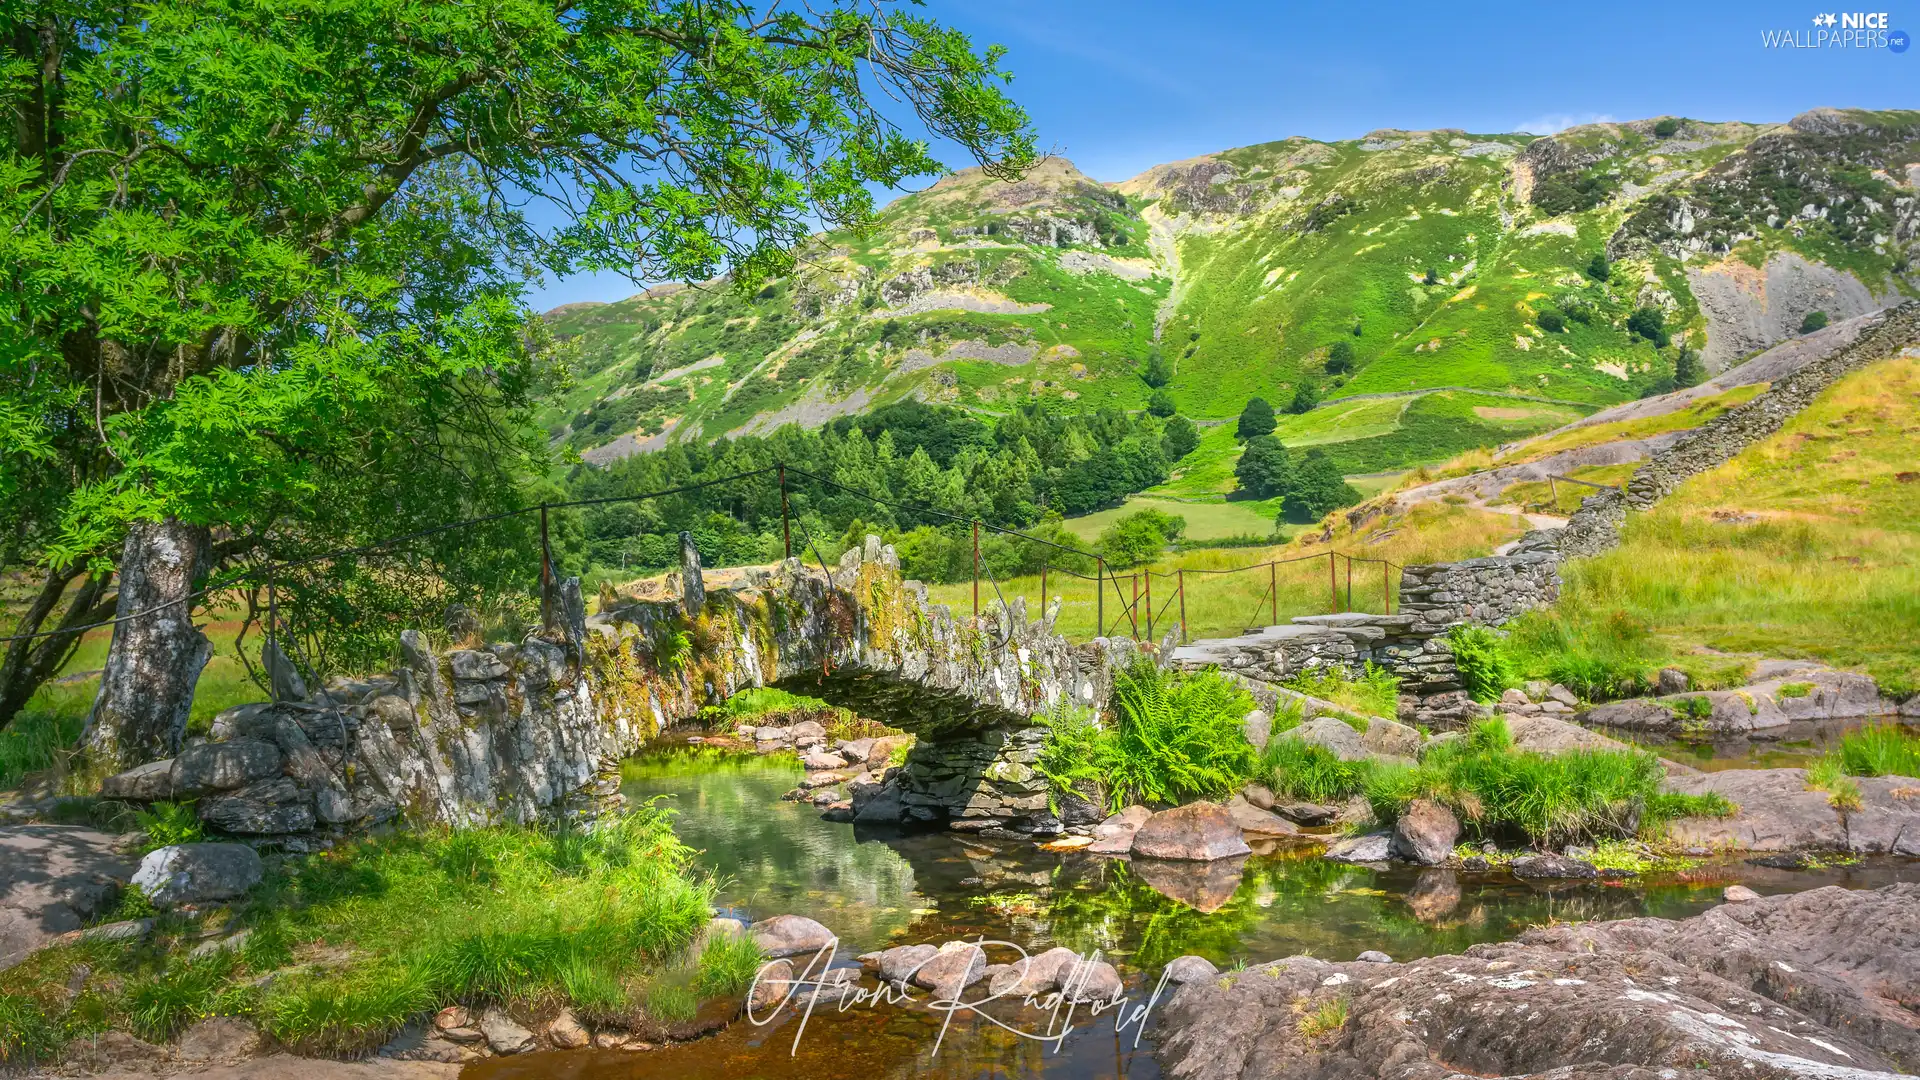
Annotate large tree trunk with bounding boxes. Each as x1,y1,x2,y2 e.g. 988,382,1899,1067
82,520,212,772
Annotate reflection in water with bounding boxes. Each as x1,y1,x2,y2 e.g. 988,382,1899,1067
1611,715,1898,772
464,745,1919,1080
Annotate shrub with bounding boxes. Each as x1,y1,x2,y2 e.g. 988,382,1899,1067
1041,662,1257,811
1448,625,1516,704
1652,117,1681,137
1363,718,1667,846
1260,737,1371,803
1286,381,1321,416
135,801,205,853
1627,306,1669,346
1586,252,1611,282
1146,388,1176,417
1141,349,1172,388
1799,310,1829,335
1325,340,1355,374
1236,397,1276,440
1097,507,1186,569
1536,309,1564,334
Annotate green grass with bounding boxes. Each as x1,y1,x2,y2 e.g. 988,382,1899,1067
1538,355,1920,697
0,808,751,1064
1501,383,1769,464
1038,661,1257,812
1259,737,1372,804
1307,391,1589,475
1062,497,1280,544
1281,663,1400,719
1830,723,1920,779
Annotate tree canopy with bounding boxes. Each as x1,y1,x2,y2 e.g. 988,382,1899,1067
1236,397,1276,440
0,0,1035,740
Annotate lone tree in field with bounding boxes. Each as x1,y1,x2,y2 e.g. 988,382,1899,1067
0,0,1034,769
1236,397,1276,440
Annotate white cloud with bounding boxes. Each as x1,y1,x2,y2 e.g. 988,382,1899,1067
1513,112,1618,136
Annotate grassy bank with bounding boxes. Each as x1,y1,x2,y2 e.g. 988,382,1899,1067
1509,354,1920,697
1803,722,1920,810
0,809,758,1065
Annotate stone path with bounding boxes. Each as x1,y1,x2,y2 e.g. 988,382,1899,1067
0,825,135,970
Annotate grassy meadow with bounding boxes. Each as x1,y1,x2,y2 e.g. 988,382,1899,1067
1060,496,1281,544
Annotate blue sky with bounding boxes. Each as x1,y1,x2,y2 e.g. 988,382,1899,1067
529,0,1914,309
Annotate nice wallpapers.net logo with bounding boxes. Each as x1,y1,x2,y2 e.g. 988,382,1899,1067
1761,11,1910,49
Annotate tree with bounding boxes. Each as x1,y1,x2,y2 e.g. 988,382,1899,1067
1161,415,1199,462
1653,118,1681,137
1234,436,1292,499
1627,306,1670,347
1146,389,1177,418
1284,451,1361,520
0,1,1035,765
1236,397,1276,440
1097,508,1185,569
1141,349,1172,388
1422,268,1439,286
1325,340,1356,375
1287,380,1322,415
1536,309,1565,333
1800,310,1829,335
1586,252,1612,282
1674,348,1703,388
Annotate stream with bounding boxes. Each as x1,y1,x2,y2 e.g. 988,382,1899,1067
466,743,1920,1080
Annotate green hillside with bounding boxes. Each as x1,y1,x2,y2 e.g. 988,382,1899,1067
541,108,1920,481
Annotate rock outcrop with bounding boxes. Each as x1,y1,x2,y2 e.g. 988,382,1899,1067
1153,883,1920,1079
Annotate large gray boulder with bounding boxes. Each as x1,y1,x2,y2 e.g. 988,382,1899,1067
169,738,283,796
99,760,175,801
1360,717,1424,759
1225,794,1300,839
1323,831,1392,864
1087,804,1152,855
130,843,262,909
1129,803,1251,862
1152,883,1920,1080
750,914,836,959
1278,717,1367,761
911,941,986,999
1388,798,1459,866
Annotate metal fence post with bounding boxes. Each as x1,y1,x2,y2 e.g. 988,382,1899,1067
1040,564,1048,615
971,520,980,619
1383,561,1392,615
1130,572,1140,638
1328,550,1338,613
1178,569,1187,644
1269,561,1278,626
779,463,792,560
1096,557,1105,635
539,503,554,629
1346,555,1353,613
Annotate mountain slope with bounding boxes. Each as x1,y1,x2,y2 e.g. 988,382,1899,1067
541,108,1920,475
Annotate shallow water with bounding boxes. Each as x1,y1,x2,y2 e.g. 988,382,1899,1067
1614,714,1902,771
465,745,1920,1080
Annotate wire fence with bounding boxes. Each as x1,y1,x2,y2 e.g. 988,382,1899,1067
4,461,1405,691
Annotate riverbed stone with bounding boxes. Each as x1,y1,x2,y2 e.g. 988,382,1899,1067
1226,795,1300,839
1268,799,1337,826
1388,798,1459,865
800,750,845,771
1355,950,1393,963
750,914,836,959
1361,717,1425,759
1845,774,1920,855
130,843,262,908
1061,958,1123,1003
749,958,794,1013
1509,853,1598,880
1240,783,1275,810
912,941,986,999
1130,803,1251,861
862,943,938,986
1660,768,1849,851
991,946,1081,997
480,1007,535,1054
1324,831,1392,864
546,1008,588,1049
1087,805,1152,855
169,739,283,796
1153,882,1920,1080
1163,955,1219,985
1279,717,1367,761
1723,884,1762,903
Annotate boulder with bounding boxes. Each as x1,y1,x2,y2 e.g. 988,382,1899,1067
1545,684,1579,707
448,649,510,681
197,776,316,834
1268,799,1337,826
1388,798,1459,865
0,825,135,969
546,1008,589,1049
749,958,795,1013
1360,717,1424,759
1278,717,1366,762
1055,790,1105,827
790,720,827,742
1355,950,1393,963
1660,768,1848,852
168,738,282,796
840,738,875,764
749,914,836,959
1241,709,1272,752
1162,955,1219,986
1087,805,1153,855
851,777,906,824
1226,795,1300,839
1060,958,1123,1003
1723,884,1762,903
800,751,845,771
861,943,939,986
865,735,913,769
912,941,987,999
480,1008,535,1054
99,760,174,802
1129,803,1251,861
988,946,1081,997
130,843,262,908
1323,831,1392,864
1657,667,1692,695
1509,853,1599,880
1240,783,1275,810
1152,884,1920,1080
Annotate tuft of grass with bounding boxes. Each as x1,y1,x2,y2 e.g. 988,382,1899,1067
1501,608,1656,702
1832,723,1920,778
1448,624,1517,704
1804,756,1864,811
0,992,63,1065
1260,736,1373,804
1296,995,1349,1040
1776,681,1814,699
1282,663,1399,719
558,954,632,1023
126,954,238,1042
644,976,700,1024
1643,791,1736,826
694,934,764,998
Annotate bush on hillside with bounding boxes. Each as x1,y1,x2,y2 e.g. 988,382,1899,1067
1653,117,1681,137
1800,310,1829,335
1325,340,1356,374
1287,380,1321,415
1586,252,1611,281
1236,397,1276,439
1142,349,1172,388
1161,414,1200,461
1535,309,1565,334
1234,435,1293,498
1146,388,1176,417
1627,306,1669,346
